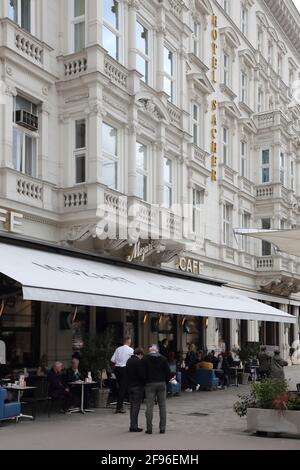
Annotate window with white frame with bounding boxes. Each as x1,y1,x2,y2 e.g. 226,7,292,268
258,89,263,112
192,103,201,147
289,68,295,90
268,40,273,66
12,95,38,178
136,20,149,83
103,0,120,61
136,142,148,201
74,119,86,184
163,157,173,208
222,203,233,246
257,28,263,53
223,53,230,86
241,6,248,36
262,149,270,183
241,212,251,251
222,127,229,166
193,21,201,58
102,122,118,189
8,0,33,33
241,71,248,104
261,218,271,256
163,46,175,103
192,187,204,234
277,53,282,76
70,0,86,53
223,0,230,14
280,152,285,186
241,141,248,178
291,160,295,191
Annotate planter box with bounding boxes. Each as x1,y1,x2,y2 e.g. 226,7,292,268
247,408,300,437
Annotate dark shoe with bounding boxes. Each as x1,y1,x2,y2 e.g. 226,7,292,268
145,430,152,435
129,428,143,433
160,430,166,434
115,409,126,414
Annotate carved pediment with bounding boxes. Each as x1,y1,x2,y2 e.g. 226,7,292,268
257,275,300,296
136,93,170,124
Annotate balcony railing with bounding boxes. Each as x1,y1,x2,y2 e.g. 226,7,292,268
255,110,290,130
63,52,88,77
256,183,292,204
256,255,299,275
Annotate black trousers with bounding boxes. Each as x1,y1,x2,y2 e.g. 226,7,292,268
115,367,127,411
129,386,144,430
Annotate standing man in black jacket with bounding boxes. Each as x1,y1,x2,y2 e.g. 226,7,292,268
126,348,145,433
143,344,173,435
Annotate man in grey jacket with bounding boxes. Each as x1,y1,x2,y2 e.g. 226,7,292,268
142,344,173,435
269,351,288,380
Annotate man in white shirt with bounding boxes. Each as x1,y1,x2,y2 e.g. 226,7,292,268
111,337,134,413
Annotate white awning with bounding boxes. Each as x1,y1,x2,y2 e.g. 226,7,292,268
0,242,295,323
235,228,300,258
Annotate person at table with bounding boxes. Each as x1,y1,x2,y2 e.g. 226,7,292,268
204,350,218,369
111,337,134,414
226,351,235,368
48,362,72,412
65,356,83,383
258,346,271,379
37,354,49,377
126,348,145,433
159,339,169,359
66,356,92,408
185,344,200,392
215,354,229,389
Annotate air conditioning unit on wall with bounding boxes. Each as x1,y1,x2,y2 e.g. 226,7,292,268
15,109,38,131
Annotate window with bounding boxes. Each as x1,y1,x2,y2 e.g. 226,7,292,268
241,6,248,36
74,119,86,184
102,122,118,189
136,21,149,83
289,68,295,91
8,0,32,33
223,53,229,86
280,152,285,186
71,0,85,53
192,188,203,234
261,218,271,256
277,54,282,76
269,96,274,110
258,89,263,112
241,212,251,251
268,41,273,66
136,142,148,201
163,46,175,103
223,0,230,14
241,72,248,104
193,21,201,57
241,141,247,178
163,158,173,208
262,149,270,183
103,0,120,60
257,28,263,53
12,96,38,178
280,219,286,230
222,127,229,166
222,203,232,246
192,103,201,147
291,160,295,191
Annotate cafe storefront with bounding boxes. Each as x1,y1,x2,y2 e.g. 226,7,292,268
0,232,295,369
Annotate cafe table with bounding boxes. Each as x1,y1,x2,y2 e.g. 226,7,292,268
68,381,96,414
5,384,37,420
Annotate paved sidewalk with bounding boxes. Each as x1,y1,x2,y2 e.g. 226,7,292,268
1,366,300,450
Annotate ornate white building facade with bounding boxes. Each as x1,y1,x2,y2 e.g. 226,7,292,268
1,0,300,362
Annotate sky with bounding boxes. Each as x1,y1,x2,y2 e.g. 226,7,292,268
293,0,300,11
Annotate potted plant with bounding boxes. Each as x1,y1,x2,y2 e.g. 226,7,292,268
80,327,115,408
234,379,300,437
235,343,260,384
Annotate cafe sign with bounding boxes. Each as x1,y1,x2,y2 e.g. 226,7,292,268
176,256,204,275
126,240,157,263
0,207,23,234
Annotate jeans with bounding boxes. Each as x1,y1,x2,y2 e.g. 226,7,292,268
115,367,127,411
129,386,144,430
145,382,167,432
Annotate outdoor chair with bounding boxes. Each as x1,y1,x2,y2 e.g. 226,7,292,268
167,371,182,396
195,368,219,391
0,388,21,423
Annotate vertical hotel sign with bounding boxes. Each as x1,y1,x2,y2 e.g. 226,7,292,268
211,14,218,182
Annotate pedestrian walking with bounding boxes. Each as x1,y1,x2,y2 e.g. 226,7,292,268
143,344,173,435
126,348,145,433
258,346,271,379
269,350,288,380
111,337,133,414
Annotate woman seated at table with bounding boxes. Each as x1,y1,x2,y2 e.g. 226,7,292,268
37,354,49,377
48,362,72,412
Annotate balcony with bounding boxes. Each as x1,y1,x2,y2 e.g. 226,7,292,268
256,183,292,205
256,254,300,295
0,18,53,72
254,110,289,131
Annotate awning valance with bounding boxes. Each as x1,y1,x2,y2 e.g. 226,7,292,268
0,241,295,323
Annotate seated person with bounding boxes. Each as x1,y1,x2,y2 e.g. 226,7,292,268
215,354,229,389
48,362,72,412
65,357,83,383
65,357,91,408
37,354,49,377
226,351,235,368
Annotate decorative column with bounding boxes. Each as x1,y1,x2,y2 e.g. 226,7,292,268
279,304,290,361
206,318,218,352
86,86,105,184
127,122,138,197
155,6,166,93
292,305,300,365
0,85,16,168
230,320,239,352
38,101,50,181
127,0,139,70
248,321,259,342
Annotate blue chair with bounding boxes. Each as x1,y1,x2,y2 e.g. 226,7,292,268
0,388,21,422
167,372,182,396
195,369,219,391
